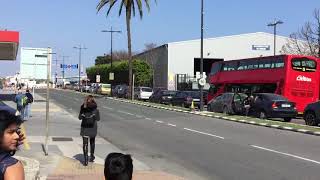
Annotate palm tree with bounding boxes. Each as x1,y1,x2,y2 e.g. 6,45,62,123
97,0,155,99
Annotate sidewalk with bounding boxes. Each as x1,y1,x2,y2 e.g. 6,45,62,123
3,90,183,180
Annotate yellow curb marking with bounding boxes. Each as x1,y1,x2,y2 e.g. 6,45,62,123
20,124,30,150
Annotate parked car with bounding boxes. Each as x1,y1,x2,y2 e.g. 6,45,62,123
171,91,201,108
113,85,128,98
207,92,248,114
97,83,111,95
149,90,176,104
303,101,320,126
134,87,153,100
250,93,297,122
81,84,91,92
89,83,100,94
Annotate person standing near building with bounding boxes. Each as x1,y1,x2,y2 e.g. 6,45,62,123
24,90,33,120
78,95,100,166
14,90,25,121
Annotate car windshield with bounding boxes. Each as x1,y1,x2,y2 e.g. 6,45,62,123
102,84,111,88
142,88,152,92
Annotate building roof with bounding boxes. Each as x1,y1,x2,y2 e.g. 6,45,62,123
169,32,288,45
0,30,19,61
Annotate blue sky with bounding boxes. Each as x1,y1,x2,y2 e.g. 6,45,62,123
0,0,319,77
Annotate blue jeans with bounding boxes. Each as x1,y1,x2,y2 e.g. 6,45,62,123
17,105,25,121
24,104,31,119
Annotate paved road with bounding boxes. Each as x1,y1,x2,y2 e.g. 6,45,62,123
39,89,320,180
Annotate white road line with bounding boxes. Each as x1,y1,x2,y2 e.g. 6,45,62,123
145,117,152,120
117,110,134,116
156,120,164,124
167,123,177,127
183,128,225,139
251,145,320,165
136,115,144,118
102,106,113,110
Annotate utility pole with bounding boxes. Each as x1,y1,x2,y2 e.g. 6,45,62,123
199,0,204,111
102,27,121,69
73,46,87,92
102,27,121,96
61,56,69,79
268,20,283,56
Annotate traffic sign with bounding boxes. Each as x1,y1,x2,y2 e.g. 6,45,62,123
199,78,206,86
109,73,114,80
96,75,100,83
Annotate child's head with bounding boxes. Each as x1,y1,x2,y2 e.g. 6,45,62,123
104,153,133,180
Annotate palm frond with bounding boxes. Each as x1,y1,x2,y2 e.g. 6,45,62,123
96,0,110,12
132,1,136,17
118,0,126,16
144,0,151,12
107,0,118,16
135,0,143,18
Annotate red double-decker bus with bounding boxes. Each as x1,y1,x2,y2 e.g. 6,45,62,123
208,55,320,114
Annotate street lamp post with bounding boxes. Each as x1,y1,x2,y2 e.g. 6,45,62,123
74,46,87,92
267,20,284,56
199,0,204,111
43,48,56,156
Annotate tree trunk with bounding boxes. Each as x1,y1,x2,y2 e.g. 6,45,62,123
126,8,133,99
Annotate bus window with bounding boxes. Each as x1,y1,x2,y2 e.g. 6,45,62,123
291,58,317,72
210,62,222,75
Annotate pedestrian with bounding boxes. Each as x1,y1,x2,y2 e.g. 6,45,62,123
14,90,26,121
24,90,33,120
243,95,254,116
0,110,25,180
78,95,100,166
104,153,133,180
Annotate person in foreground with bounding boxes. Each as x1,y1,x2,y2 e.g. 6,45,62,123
0,110,25,180
104,153,133,180
78,95,100,166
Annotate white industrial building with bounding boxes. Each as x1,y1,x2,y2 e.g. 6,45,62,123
20,47,52,80
136,32,292,90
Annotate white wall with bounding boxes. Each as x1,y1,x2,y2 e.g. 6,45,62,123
167,32,289,77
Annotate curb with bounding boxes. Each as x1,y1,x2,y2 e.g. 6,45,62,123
107,97,320,137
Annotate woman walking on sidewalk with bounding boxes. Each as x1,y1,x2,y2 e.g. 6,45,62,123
0,110,25,180
78,95,100,166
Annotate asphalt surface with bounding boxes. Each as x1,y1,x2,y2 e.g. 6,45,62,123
38,89,320,180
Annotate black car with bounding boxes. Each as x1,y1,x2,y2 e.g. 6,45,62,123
113,85,128,98
207,93,247,115
250,93,297,122
303,101,320,126
171,91,201,108
149,90,176,104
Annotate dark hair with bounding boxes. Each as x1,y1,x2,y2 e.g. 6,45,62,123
104,153,133,180
26,89,30,93
0,110,22,153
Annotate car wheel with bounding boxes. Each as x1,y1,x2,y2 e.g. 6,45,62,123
283,117,292,122
305,111,318,126
223,106,228,115
259,110,267,119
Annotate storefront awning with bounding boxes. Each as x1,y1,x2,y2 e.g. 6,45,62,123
0,31,19,60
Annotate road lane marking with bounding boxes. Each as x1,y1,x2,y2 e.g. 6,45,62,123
251,145,320,165
136,115,144,118
102,106,114,110
183,128,225,139
156,120,164,124
117,110,135,116
145,118,152,121
167,123,177,127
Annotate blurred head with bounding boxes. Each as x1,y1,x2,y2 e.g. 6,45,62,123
26,89,30,93
83,95,97,108
0,110,22,152
104,153,133,180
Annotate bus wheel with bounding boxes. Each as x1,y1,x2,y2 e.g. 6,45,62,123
283,117,292,122
305,111,318,126
259,111,267,119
